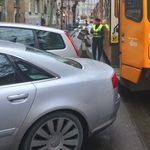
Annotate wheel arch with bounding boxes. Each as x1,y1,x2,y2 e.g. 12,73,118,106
18,109,89,150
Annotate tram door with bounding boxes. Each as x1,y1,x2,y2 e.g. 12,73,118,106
119,0,143,83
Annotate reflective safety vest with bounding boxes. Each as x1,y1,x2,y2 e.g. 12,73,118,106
92,24,103,38
105,24,110,31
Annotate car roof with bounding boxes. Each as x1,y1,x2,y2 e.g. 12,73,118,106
0,40,114,79
0,40,57,67
0,22,65,34
0,40,82,77
0,40,26,52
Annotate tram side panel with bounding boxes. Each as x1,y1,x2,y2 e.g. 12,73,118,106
119,0,150,91
93,0,150,90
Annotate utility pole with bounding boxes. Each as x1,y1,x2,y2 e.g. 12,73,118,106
16,0,20,23
68,0,70,26
72,1,78,26
49,0,54,27
61,0,63,30
1,0,6,22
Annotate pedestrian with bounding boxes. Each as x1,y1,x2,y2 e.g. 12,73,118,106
41,17,45,26
90,18,104,61
86,20,88,26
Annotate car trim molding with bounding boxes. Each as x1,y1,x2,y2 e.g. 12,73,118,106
0,128,16,138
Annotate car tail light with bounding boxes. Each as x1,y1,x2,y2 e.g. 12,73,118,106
65,32,79,56
112,73,118,89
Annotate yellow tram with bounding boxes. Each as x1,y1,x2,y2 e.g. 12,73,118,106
89,14,94,23
80,14,87,22
93,0,150,91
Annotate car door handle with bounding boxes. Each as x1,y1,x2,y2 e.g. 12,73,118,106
7,93,29,102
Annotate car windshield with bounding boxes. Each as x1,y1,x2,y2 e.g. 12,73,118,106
26,46,82,69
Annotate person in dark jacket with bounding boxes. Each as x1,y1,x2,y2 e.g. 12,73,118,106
86,20,88,26
41,17,45,26
90,18,104,61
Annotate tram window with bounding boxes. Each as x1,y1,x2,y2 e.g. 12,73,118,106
148,0,150,22
125,0,143,22
115,0,119,18
102,0,110,19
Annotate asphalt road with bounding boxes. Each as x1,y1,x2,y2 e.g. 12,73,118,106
71,25,150,150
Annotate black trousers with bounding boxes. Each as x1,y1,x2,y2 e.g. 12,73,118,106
92,37,103,61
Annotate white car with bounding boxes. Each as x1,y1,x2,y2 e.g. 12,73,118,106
0,22,79,57
79,20,87,25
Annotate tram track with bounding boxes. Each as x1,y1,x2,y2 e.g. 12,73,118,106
119,83,150,150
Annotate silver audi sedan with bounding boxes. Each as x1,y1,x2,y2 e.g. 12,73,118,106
0,40,120,150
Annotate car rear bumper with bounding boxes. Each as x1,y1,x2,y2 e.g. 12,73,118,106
90,94,120,137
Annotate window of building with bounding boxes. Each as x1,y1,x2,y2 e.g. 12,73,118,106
35,0,40,13
0,54,22,86
0,27,35,47
102,0,110,19
125,0,143,22
14,0,16,5
35,30,65,50
44,6,47,14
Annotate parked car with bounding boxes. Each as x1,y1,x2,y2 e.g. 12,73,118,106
78,20,88,26
76,18,80,22
0,40,120,150
0,22,79,57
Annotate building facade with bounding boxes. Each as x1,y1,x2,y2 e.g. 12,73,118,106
77,0,99,19
0,0,25,23
0,0,58,26
25,0,57,26
0,0,78,27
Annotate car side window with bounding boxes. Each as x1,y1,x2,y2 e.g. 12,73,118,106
0,27,35,47
0,54,22,86
12,56,54,81
35,30,65,50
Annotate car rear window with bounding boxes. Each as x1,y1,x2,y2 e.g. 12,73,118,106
26,47,82,69
35,30,65,50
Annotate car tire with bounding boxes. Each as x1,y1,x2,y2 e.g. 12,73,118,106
21,111,83,150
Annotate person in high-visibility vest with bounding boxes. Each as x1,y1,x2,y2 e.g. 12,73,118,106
90,18,104,61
